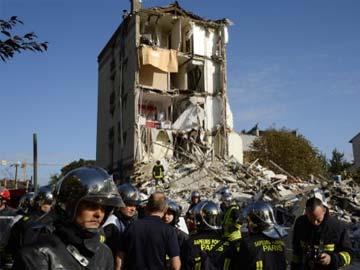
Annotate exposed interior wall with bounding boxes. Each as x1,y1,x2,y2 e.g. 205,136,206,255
152,130,173,160
204,59,220,95
205,96,222,132
226,101,234,130
97,5,233,180
139,65,169,91
193,25,219,57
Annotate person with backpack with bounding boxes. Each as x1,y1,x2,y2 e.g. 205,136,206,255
181,200,231,270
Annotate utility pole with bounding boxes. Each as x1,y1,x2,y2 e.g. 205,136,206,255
14,162,19,189
10,162,20,189
33,133,38,192
22,162,27,182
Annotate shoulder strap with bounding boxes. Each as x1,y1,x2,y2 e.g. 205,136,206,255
66,244,89,267
208,237,227,257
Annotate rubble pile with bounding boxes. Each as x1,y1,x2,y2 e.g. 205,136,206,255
133,156,360,257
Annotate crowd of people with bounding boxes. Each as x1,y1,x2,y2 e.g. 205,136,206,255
0,165,354,270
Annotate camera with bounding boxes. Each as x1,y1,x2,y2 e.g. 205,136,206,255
307,245,322,262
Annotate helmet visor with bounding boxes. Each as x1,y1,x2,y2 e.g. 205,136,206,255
83,177,124,208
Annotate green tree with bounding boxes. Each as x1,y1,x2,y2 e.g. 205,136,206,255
0,16,48,61
328,148,352,177
49,159,96,185
249,128,327,179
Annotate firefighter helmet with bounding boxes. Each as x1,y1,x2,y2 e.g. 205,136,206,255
221,192,233,208
191,191,201,201
243,201,287,239
166,200,181,225
18,192,35,214
117,183,140,205
193,200,222,231
34,185,54,207
54,166,124,223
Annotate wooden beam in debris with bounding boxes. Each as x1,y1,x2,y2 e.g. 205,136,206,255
269,160,297,180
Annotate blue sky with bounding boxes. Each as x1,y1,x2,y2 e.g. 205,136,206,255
1,0,359,185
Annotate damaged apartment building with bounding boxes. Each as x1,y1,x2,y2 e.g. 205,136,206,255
96,1,243,179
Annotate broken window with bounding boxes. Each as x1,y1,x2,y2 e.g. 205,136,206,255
138,92,172,129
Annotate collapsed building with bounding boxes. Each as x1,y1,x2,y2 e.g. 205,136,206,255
95,1,360,261
96,1,243,180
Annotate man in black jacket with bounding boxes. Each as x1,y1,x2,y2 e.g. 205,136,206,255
6,185,54,262
12,166,124,270
291,197,353,270
0,186,18,268
117,192,181,270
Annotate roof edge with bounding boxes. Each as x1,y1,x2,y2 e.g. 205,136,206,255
349,132,360,143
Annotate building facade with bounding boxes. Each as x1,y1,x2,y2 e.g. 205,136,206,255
96,2,241,179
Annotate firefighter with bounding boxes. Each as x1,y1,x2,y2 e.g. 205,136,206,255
12,166,124,270
0,187,17,269
0,187,17,216
164,200,188,248
231,200,287,270
17,192,35,215
185,191,201,235
103,183,140,257
152,160,165,186
291,197,353,270
221,193,241,245
181,200,231,270
5,186,54,264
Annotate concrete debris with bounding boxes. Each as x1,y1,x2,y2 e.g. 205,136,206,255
132,155,360,256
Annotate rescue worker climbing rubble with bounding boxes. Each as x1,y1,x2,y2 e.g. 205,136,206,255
291,197,353,270
153,160,165,186
230,200,287,270
12,166,124,270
